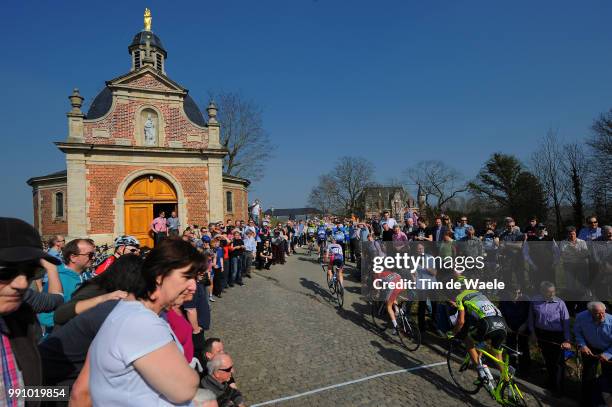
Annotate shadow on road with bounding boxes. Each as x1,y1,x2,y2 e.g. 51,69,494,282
370,340,491,407
298,256,321,265
299,277,336,305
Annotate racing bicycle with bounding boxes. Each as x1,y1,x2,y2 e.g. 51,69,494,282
447,338,543,406
322,262,344,308
370,299,421,351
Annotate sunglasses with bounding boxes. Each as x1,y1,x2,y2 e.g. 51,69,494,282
590,221,598,224
75,252,95,259
127,248,140,253
0,261,43,281
218,366,233,372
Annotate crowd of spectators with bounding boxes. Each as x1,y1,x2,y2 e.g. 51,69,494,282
0,201,610,406
352,208,611,405
0,215,257,407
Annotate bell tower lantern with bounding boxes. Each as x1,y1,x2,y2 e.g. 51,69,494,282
128,8,167,74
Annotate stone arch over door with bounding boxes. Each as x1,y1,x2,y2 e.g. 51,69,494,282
114,169,187,247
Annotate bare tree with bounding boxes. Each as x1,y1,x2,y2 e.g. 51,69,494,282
531,129,565,233
404,160,467,211
332,157,375,215
308,174,338,215
587,109,612,221
210,91,274,181
562,142,587,228
308,157,375,216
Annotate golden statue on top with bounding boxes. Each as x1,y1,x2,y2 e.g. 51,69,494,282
144,8,152,31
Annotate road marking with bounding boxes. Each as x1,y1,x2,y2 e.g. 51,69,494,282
250,361,447,406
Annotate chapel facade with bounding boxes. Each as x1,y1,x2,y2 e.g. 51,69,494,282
27,11,249,247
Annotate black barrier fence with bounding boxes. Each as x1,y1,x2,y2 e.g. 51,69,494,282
360,240,612,302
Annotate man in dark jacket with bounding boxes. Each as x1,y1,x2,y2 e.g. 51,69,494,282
0,217,63,407
201,353,245,407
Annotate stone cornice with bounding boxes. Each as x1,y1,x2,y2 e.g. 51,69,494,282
55,142,228,159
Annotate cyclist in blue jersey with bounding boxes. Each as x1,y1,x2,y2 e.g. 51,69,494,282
332,227,346,259
325,237,345,287
316,223,328,256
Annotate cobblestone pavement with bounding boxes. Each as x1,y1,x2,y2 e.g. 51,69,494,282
207,248,555,407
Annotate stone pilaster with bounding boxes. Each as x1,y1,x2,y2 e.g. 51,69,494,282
66,154,88,238
208,158,224,223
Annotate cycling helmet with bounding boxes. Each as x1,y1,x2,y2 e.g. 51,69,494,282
114,235,140,249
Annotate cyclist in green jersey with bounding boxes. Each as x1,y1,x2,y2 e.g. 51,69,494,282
450,287,508,380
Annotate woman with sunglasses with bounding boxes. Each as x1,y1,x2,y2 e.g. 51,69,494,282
72,239,205,406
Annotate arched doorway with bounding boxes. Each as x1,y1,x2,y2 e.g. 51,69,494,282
124,175,177,248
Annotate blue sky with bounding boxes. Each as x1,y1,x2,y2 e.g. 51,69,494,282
1,1,611,221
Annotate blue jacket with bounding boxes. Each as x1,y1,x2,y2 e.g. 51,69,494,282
38,264,91,328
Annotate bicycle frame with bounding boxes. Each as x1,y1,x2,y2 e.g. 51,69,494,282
472,344,525,404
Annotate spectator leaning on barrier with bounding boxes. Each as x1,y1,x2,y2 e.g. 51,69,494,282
528,281,571,395
574,301,612,407
0,218,63,407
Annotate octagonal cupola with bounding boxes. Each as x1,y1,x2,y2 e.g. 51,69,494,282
128,8,167,74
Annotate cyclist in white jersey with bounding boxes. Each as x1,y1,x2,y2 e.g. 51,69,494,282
325,238,345,287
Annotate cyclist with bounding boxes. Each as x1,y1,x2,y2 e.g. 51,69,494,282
449,280,508,382
316,222,328,256
325,237,345,287
94,235,141,275
332,225,346,255
306,222,317,243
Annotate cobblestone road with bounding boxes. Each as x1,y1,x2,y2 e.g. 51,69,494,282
207,248,558,407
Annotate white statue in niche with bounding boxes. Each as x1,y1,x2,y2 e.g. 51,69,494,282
144,113,156,145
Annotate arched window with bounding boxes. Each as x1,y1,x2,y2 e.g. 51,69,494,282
54,192,64,219
226,191,233,213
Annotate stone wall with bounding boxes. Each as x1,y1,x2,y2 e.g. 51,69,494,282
83,98,208,149
223,185,248,222
86,164,209,235
37,185,68,239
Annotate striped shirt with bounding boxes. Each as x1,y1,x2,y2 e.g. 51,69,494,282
0,317,24,407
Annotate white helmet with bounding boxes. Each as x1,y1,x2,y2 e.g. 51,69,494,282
114,235,140,249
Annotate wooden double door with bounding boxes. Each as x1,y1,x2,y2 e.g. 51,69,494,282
124,176,177,249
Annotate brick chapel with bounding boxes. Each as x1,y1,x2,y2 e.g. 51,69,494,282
27,11,249,248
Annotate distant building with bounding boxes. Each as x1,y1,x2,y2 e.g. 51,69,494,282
263,208,322,221
355,186,416,220
26,11,249,247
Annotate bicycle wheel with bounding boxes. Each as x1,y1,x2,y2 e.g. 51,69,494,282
335,279,344,308
500,381,543,407
447,339,482,394
397,316,421,351
327,266,336,294
370,301,387,331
